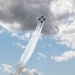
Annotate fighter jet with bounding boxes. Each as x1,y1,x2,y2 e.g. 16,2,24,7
41,16,44,18
38,16,46,23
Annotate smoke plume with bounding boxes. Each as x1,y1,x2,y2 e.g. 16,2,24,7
10,22,44,75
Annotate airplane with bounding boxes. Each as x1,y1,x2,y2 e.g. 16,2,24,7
38,16,46,23
38,16,44,20
43,18,46,21
41,16,44,18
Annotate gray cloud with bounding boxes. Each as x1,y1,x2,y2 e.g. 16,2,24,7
0,0,75,36
0,0,58,35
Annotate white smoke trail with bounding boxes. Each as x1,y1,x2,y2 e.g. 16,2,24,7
13,22,44,75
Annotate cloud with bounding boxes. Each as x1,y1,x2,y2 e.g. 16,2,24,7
25,32,31,38
0,0,61,35
49,0,75,49
1,64,42,75
0,0,75,37
20,68,42,75
50,0,73,18
0,27,5,34
0,30,3,34
37,53,46,60
11,32,31,41
0,0,75,54
51,50,75,62
0,0,75,36
55,21,75,49
2,63,13,73
13,42,26,49
42,41,52,48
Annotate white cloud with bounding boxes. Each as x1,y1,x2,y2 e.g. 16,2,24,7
55,21,75,49
0,21,21,32
37,53,46,60
1,63,42,75
0,27,5,34
42,42,52,48
12,32,21,39
20,32,31,41
21,45,26,49
13,42,26,49
49,0,75,49
2,63,13,73
51,50,75,62
11,32,31,41
25,32,31,39
20,68,43,75
0,30,3,34
50,0,73,18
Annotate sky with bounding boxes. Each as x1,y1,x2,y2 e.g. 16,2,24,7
0,0,75,75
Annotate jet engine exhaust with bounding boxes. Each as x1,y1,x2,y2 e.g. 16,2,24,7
10,16,45,75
